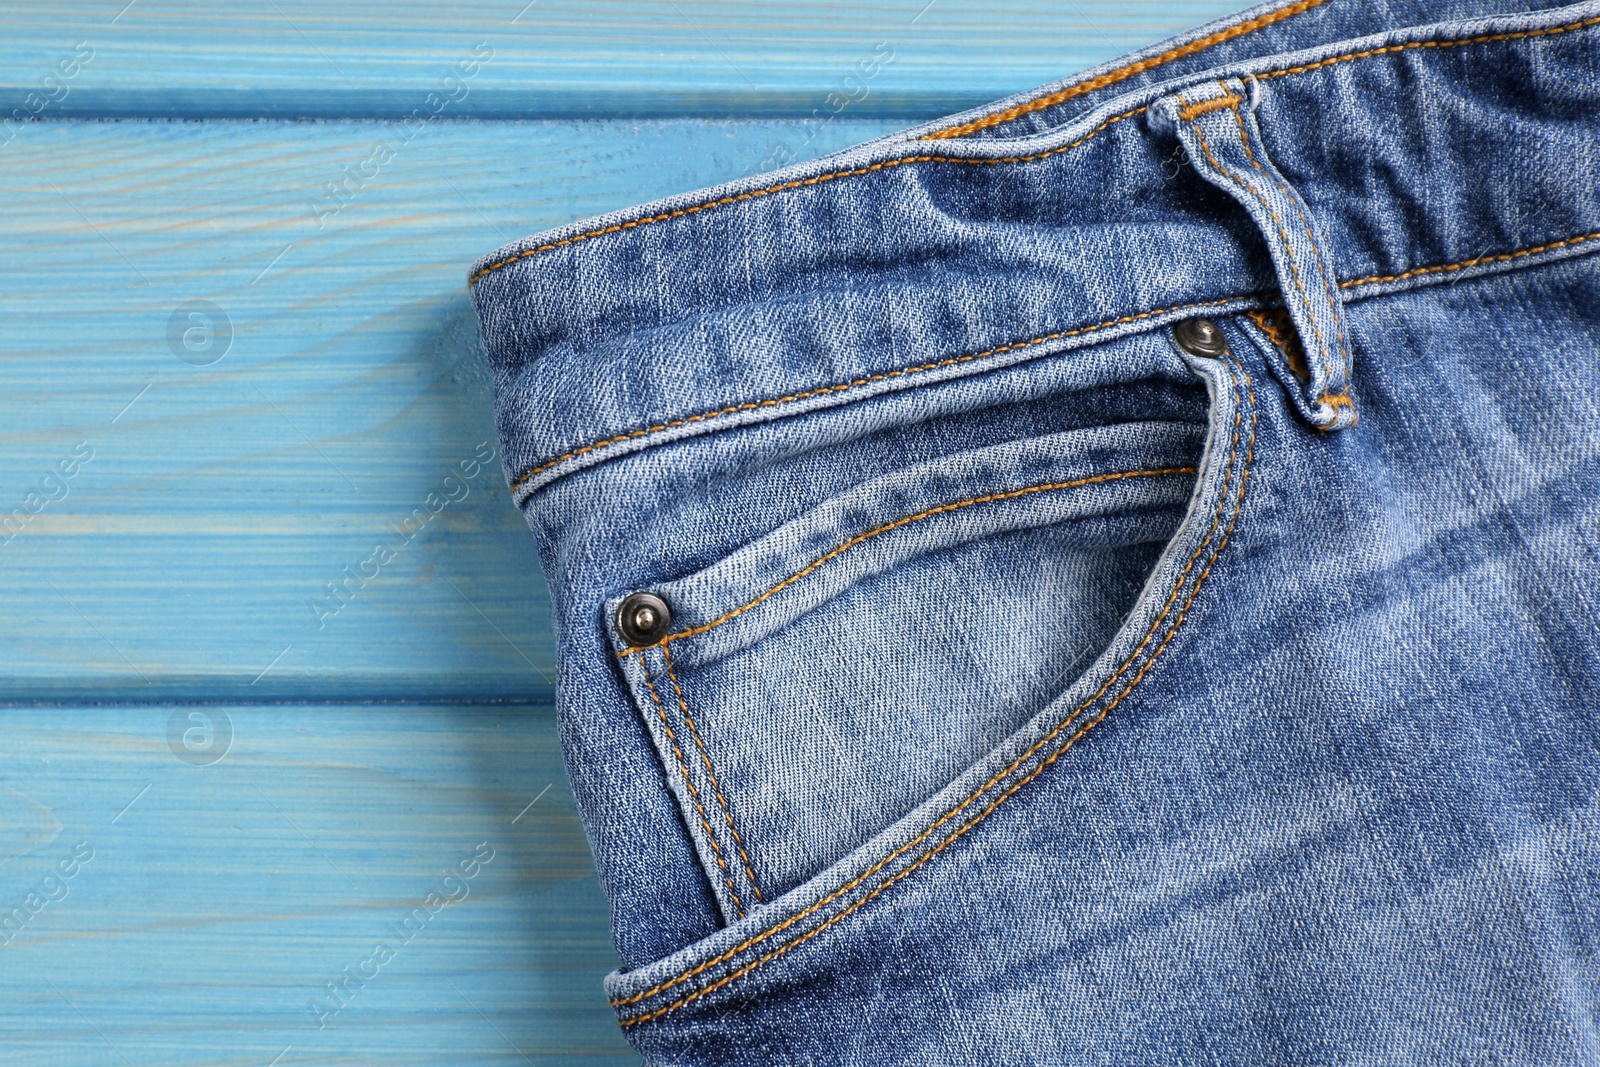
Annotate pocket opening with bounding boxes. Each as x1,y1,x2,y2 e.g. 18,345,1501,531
615,409,1208,914
606,336,1259,1028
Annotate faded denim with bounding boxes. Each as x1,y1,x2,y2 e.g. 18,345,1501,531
470,0,1600,1062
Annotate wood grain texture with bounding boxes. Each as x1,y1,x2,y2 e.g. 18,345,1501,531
0,1,1251,1061
1,1,1245,117
0,705,630,1064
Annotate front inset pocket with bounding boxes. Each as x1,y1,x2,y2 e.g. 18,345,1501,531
610,415,1204,919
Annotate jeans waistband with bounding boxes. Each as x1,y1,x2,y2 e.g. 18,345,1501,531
470,0,1600,504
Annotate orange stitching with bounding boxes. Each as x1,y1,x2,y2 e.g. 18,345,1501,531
486,18,1600,486
509,291,1236,492
1257,15,1600,81
1225,83,1262,171
610,357,1247,1014
1182,98,1336,393
1224,97,1353,385
624,377,1256,1028
664,645,765,904
510,228,1599,494
919,0,1328,140
475,12,1600,293
641,661,747,918
513,227,1600,496
470,105,1147,287
1338,231,1600,288
1185,96,1355,411
1178,92,1244,120
1246,307,1308,380
618,466,1198,657
616,356,1257,1025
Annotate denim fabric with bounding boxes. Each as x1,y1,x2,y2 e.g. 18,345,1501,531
470,0,1600,1061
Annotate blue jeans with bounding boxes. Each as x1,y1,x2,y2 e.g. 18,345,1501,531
470,0,1600,1061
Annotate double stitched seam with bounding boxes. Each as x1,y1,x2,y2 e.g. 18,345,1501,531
617,466,1199,658
484,18,1600,487
1223,88,1353,386
469,105,1147,287
510,292,1236,493
663,645,765,904
1255,14,1600,82
640,661,748,918
475,13,1600,292
516,228,1595,494
614,355,1256,1024
1181,93,1340,403
1339,230,1600,288
918,0,1327,140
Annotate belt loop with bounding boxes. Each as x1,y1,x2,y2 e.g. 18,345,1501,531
1150,77,1357,430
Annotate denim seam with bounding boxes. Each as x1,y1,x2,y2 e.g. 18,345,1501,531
616,466,1201,657
509,293,1237,494
640,659,749,919
467,104,1149,286
663,645,765,905
1223,90,1354,384
516,231,1596,495
471,12,1600,291
1178,91,1245,120
1339,230,1600,289
1180,90,1347,409
1227,98,1262,168
611,355,1256,1022
1254,14,1600,83
917,0,1328,141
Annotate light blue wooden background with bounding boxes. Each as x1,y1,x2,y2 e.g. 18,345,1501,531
0,2,1241,1063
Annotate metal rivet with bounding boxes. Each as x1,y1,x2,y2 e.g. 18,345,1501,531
616,592,671,647
1172,317,1228,357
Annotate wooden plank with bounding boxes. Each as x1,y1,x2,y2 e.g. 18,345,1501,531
0,1,1246,118
0,705,631,1065
0,117,902,701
